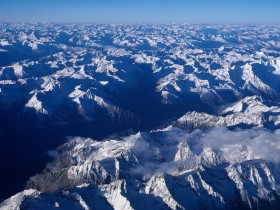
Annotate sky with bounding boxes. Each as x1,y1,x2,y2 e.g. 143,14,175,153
0,0,279,24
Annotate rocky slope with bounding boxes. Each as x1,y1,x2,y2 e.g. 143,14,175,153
2,127,280,210
0,127,280,209
175,96,280,129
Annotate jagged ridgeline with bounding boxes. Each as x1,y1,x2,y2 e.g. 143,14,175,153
3,128,280,210
0,23,280,209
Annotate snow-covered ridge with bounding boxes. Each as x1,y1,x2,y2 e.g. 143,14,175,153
2,126,280,210
175,96,280,129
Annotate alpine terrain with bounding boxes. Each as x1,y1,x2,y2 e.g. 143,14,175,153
1,23,280,209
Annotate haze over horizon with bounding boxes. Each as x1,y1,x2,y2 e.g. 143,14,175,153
1,0,280,24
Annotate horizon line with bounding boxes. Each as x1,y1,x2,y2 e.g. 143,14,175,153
1,21,280,26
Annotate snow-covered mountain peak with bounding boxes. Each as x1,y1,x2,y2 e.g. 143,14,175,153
2,126,280,209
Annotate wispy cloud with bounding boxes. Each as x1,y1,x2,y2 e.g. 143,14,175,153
45,126,280,179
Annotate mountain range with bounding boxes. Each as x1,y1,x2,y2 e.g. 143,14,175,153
1,23,280,209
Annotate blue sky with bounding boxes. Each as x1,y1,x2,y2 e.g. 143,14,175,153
0,0,279,24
